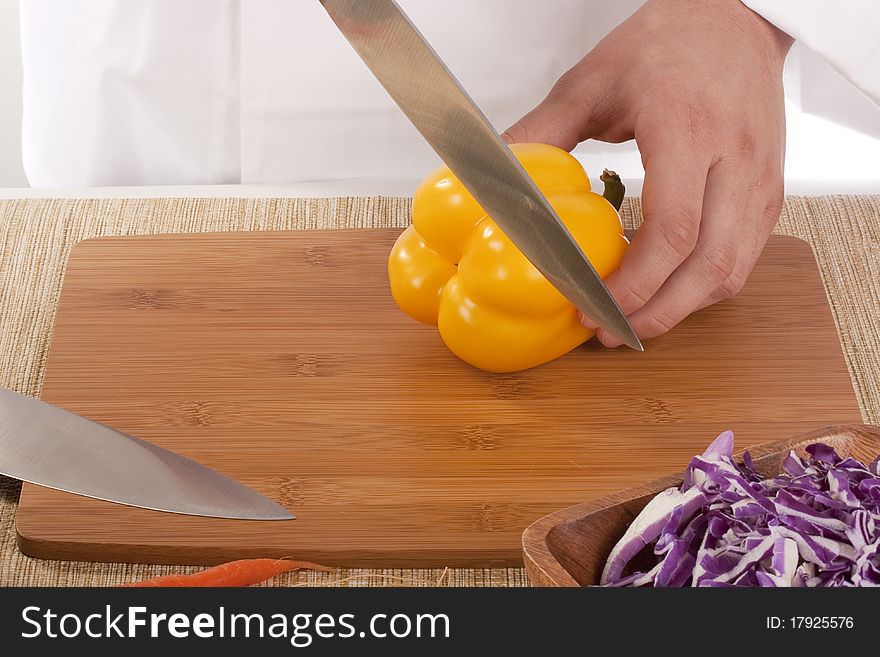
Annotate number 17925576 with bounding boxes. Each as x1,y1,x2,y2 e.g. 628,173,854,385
766,617,854,629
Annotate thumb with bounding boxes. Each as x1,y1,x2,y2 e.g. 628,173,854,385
502,77,600,151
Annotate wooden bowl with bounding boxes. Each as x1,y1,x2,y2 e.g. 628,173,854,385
522,424,880,586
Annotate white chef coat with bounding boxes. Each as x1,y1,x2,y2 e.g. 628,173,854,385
18,0,880,187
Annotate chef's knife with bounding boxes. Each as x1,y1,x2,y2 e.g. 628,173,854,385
320,0,643,351
0,388,293,520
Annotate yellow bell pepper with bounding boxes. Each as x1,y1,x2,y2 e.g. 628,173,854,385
388,143,628,373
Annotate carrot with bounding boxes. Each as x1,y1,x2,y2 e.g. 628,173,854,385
120,558,336,587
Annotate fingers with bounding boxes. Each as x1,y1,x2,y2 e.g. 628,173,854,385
597,159,748,346
581,140,709,331
694,195,782,312
502,66,610,150
597,166,783,348
502,96,583,150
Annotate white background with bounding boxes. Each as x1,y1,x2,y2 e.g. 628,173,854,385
1,0,879,194
0,0,26,187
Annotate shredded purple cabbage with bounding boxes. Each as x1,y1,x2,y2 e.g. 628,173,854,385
600,432,880,587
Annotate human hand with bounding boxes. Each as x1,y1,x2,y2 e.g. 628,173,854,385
504,0,793,347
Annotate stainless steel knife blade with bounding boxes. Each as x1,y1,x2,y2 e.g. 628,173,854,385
0,388,294,520
320,0,643,351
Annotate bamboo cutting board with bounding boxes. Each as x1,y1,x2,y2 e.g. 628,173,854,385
17,230,862,566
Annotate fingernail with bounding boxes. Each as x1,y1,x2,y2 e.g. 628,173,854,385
579,313,598,330
598,331,622,349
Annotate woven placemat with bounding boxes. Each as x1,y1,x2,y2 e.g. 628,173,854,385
1,195,878,586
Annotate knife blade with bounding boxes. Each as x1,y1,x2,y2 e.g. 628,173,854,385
320,0,643,351
0,388,293,520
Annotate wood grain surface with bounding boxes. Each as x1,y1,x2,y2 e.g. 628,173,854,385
16,229,862,566
522,424,880,586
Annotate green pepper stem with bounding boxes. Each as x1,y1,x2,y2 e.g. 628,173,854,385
600,169,625,212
